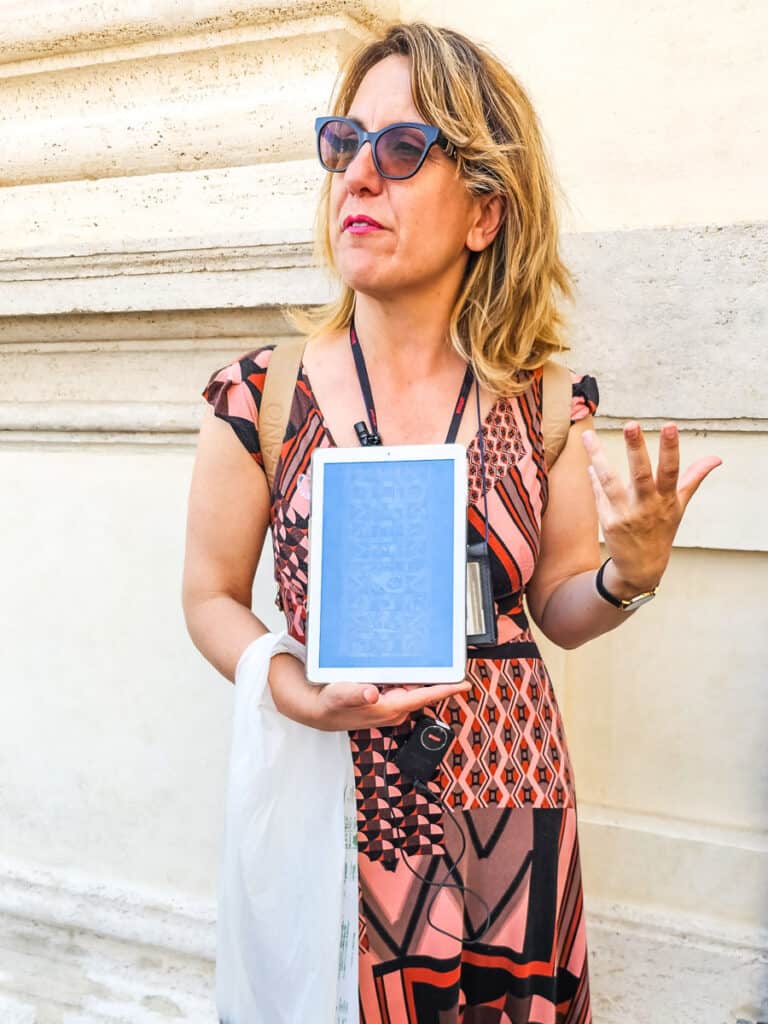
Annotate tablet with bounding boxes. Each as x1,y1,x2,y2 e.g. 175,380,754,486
306,444,467,684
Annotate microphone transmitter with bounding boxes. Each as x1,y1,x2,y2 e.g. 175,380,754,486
394,716,454,784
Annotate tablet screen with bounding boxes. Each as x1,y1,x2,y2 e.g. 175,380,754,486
318,458,456,669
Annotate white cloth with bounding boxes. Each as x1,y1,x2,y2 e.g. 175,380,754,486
215,632,359,1024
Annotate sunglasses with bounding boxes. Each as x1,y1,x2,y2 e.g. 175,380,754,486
315,116,457,181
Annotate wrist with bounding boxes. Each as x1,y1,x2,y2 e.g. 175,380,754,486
268,652,319,727
602,557,662,600
606,561,651,598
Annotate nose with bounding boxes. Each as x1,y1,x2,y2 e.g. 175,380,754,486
342,138,383,194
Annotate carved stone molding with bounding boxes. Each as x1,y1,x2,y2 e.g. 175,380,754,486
1,25,366,187
0,161,320,262
0,1,397,74
1,222,765,426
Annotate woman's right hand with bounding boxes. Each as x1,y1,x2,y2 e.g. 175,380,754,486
268,651,471,731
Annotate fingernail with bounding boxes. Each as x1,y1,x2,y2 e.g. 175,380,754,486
663,424,677,439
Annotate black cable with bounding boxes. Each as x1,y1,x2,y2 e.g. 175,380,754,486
475,377,490,545
349,318,474,447
350,334,494,941
381,732,492,944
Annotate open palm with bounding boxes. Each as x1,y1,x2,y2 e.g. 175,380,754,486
582,422,722,590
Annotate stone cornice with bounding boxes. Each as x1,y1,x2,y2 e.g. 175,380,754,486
0,407,761,437
0,162,321,260
0,241,332,314
0,1,398,74
0,242,316,281
0,307,294,344
0,251,333,316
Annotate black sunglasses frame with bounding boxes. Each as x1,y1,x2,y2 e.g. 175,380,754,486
314,116,457,181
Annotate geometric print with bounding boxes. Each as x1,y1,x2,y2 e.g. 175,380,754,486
202,346,273,468
434,656,575,813
202,344,600,1024
358,807,591,1024
269,372,330,637
350,724,447,863
467,398,526,506
350,652,577,867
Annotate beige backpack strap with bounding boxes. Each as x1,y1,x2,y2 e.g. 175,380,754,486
541,360,572,470
259,337,307,492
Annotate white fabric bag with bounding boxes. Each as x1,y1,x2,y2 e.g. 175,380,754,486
216,632,359,1024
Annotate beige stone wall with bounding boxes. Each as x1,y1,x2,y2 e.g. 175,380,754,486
1,2,765,1020
401,0,768,937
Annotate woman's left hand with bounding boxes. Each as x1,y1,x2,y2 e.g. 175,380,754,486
581,422,722,593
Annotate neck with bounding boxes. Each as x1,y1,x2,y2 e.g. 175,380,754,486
351,290,462,378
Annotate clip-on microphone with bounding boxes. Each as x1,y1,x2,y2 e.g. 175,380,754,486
354,420,382,447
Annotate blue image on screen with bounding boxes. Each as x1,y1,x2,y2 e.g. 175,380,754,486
318,459,455,668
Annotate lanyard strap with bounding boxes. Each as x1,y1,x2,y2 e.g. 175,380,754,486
349,319,474,444
447,367,475,445
474,376,490,544
349,319,490,543
350,320,380,438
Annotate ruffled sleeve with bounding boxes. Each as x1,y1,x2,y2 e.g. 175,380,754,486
202,346,275,467
570,371,599,423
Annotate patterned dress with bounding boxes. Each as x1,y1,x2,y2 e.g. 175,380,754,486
203,347,599,1024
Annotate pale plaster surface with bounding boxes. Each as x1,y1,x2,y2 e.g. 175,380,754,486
561,548,768,835
401,0,768,233
0,442,269,902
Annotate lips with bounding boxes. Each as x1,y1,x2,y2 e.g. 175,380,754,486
342,214,384,231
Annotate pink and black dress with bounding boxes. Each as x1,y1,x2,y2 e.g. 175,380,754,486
204,346,599,1024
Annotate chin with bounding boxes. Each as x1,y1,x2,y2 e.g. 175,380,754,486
341,277,393,301
335,255,391,296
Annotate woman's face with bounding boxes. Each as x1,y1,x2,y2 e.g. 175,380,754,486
328,54,480,301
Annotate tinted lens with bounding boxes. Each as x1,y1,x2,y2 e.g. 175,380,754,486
376,125,428,178
318,119,360,171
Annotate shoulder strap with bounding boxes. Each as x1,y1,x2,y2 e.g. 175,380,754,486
259,337,307,492
261,345,570,481
541,360,572,470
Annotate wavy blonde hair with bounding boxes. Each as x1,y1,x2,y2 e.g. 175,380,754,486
287,22,572,396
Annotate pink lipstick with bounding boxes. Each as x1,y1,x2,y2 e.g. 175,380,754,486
343,214,384,234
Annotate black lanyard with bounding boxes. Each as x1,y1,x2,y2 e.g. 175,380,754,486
349,319,490,544
349,319,474,444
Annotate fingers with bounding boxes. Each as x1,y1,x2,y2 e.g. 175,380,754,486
324,682,380,709
381,681,471,716
655,423,681,497
623,422,656,500
409,681,472,709
582,429,627,509
586,423,702,508
677,455,723,510
320,679,470,728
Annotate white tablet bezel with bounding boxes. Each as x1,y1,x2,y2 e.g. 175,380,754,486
306,444,467,685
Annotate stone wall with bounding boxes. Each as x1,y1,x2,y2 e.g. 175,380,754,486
1,2,765,1020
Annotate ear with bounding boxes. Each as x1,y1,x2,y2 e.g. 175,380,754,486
465,193,506,253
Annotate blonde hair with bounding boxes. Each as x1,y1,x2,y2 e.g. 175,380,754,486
287,22,572,395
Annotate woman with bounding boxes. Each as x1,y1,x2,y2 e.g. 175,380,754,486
183,22,721,1023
